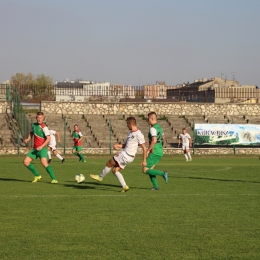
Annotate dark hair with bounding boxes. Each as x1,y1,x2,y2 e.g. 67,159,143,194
74,124,78,127
182,128,186,130
126,117,136,125
148,111,157,117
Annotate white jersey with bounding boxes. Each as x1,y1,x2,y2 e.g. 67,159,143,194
123,129,145,157
49,130,57,146
179,133,191,146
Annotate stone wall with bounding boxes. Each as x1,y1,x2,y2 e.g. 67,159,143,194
0,101,12,113
41,101,260,116
1,147,260,155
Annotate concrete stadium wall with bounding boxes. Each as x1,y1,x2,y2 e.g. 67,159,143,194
1,101,260,155
41,101,260,116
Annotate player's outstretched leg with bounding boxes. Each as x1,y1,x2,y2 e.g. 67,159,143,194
90,165,111,182
114,171,129,192
55,151,64,162
47,150,52,164
147,169,168,183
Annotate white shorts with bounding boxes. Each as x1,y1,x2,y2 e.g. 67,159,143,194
182,145,190,151
113,151,135,169
48,143,57,151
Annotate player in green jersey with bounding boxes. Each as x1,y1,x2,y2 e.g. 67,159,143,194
142,112,168,190
23,112,58,183
72,124,86,162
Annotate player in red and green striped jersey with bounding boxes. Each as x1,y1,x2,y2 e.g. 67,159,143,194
23,112,58,183
72,124,86,162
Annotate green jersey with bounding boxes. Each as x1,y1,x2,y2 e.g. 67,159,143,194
148,123,164,156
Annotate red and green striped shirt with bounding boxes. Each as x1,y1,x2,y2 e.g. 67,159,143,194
31,122,50,148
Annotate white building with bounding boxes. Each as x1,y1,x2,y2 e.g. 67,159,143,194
55,81,135,102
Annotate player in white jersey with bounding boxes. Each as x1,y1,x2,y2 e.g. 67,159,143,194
178,128,192,161
90,117,146,192
47,129,65,164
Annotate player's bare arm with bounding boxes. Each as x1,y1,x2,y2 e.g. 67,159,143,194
24,132,33,143
113,143,123,150
78,136,84,143
147,136,157,157
178,137,181,147
140,143,147,167
55,131,61,143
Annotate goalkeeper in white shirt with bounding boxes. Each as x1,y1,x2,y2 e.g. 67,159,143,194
90,116,147,192
178,128,192,161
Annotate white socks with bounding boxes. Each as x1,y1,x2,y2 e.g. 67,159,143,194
114,171,127,188
48,151,51,159
184,153,192,161
56,153,63,160
99,166,111,178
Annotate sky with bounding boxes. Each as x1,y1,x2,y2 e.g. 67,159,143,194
1,0,260,86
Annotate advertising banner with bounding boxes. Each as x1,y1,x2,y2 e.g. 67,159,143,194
194,124,260,145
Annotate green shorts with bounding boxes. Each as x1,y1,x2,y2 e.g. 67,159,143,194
72,146,82,152
26,148,48,160
146,153,162,168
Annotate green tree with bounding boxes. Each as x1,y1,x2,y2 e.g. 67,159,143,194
34,74,53,86
11,73,28,85
10,73,54,101
25,73,35,85
34,74,54,100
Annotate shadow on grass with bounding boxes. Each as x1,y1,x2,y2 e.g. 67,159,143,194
63,183,96,189
63,181,124,192
0,177,31,182
64,181,154,192
179,176,260,184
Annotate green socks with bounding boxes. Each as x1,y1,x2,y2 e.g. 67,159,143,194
74,152,85,161
27,164,40,176
146,169,164,176
149,175,159,189
45,165,57,180
146,169,165,189
27,164,57,180
79,153,85,161
73,152,80,158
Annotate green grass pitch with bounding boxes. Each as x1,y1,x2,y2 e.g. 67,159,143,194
0,155,260,260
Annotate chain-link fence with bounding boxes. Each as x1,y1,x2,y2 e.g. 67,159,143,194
12,86,31,151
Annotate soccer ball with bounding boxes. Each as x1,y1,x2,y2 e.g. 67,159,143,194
75,174,85,184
